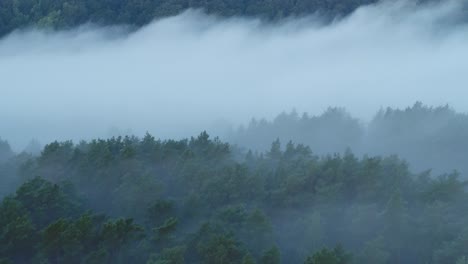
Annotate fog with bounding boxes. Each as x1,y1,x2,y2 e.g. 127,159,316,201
1,0,468,150
3,3,468,262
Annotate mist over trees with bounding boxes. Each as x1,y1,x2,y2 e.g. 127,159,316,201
229,102,468,177
230,108,364,155
0,0,376,37
0,138,14,163
2,0,468,263
3,0,468,151
1,131,468,263
2,0,468,38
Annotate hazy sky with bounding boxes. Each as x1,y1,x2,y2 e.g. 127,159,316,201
1,0,468,150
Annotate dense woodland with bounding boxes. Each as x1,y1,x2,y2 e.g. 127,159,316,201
230,103,468,177
1,0,464,38
0,0,374,36
1,128,468,263
2,0,468,262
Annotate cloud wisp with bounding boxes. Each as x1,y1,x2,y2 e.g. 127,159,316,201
1,0,468,149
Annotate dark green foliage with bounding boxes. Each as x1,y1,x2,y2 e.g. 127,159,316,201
14,177,82,228
101,218,145,263
146,246,186,264
260,246,281,264
304,245,352,264
196,233,245,264
1,132,468,263
40,218,83,263
153,217,178,242
242,254,256,264
147,200,174,225
0,197,35,263
0,0,380,37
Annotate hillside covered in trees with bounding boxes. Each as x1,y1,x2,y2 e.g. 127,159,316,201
1,132,468,263
229,103,468,177
2,0,467,38
2,0,468,262
0,0,376,37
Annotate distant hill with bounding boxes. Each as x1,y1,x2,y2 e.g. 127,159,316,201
228,102,468,176
0,0,407,37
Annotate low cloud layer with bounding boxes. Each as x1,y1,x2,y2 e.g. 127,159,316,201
1,0,468,150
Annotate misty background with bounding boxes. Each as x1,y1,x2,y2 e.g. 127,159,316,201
1,1,468,148
4,1,468,264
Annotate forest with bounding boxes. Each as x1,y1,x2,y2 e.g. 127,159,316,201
1,125,468,263
0,0,375,36
2,0,466,37
2,0,468,263
230,103,468,177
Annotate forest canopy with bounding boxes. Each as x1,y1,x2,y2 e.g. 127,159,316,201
229,103,468,177
0,0,377,36
2,0,465,38
1,131,468,263
2,0,468,263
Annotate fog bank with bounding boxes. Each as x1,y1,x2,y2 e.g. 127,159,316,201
1,0,468,150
